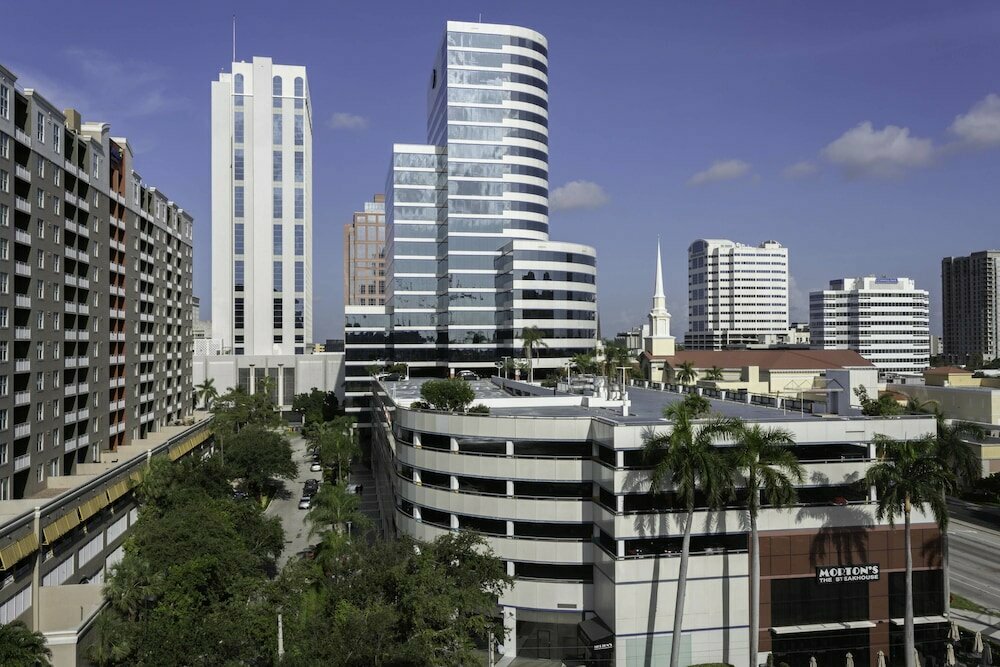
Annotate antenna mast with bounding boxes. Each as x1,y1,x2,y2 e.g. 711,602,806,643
232,15,236,63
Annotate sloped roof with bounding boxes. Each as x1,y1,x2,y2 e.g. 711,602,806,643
923,366,972,375
642,348,875,370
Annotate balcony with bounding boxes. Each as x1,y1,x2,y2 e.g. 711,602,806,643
110,262,125,274
112,376,125,388
140,353,154,363
14,262,30,277
65,302,78,314
109,422,125,436
14,228,31,245
76,251,91,264
63,383,78,397
76,198,90,212
64,410,78,424
13,453,31,472
65,274,78,287
15,295,31,309
14,326,30,340
75,355,90,367
64,436,78,453
111,332,125,342
65,357,78,368
65,192,78,208
78,278,90,289
110,354,125,364
63,160,78,176
77,304,90,315
110,308,125,319
140,373,154,383
78,382,89,394
14,390,30,406
14,128,31,146
14,164,31,182
14,358,30,373
78,408,90,420
14,197,30,214
65,330,78,341
77,330,90,341
13,422,31,439
65,247,79,261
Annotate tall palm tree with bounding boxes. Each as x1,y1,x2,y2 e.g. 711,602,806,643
933,417,985,610
520,326,548,383
306,482,369,537
571,352,598,375
905,397,939,416
0,620,52,666
674,361,698,386
865,434,954,667
194,378,218,411
643,401,737,667
705,366,725,382
730,424,804,665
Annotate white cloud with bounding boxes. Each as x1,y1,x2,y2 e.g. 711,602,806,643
686,159,752,187
783,160,819,179
329,112,369,130
549,180,609,211
821,121,933,178
948,93,1000,147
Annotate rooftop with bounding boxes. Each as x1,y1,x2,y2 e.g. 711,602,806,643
642,348,875,369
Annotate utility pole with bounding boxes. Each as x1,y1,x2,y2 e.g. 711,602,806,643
277,613,284,659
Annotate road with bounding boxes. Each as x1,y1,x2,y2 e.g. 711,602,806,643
949,519,1000,613
265,433,320,569
949,497,1000,532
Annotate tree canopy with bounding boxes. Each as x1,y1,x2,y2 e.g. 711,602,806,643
420,378,476,412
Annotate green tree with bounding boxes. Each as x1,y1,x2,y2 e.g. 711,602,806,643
864,435,954,667
601,340,632,388
674,360,698,386
520,326,548,382
571,352,598,375
224,424,297,501
704,366,724,381
642,402,737,667
0,620,52,666
292,388,326,426
307,482,369,538
194,378,218,411
420,378,476,412
854,386,904,416
730,424,804,664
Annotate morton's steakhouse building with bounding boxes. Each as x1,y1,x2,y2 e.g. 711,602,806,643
367,376,945,667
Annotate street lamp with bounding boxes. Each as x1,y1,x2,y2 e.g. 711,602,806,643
501,356,511,380
277,362,285,411
248,363,256,395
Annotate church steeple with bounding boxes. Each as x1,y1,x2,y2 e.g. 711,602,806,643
644,238,675,357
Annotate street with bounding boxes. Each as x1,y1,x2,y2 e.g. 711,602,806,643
950,519,1000,613
265,433,318,569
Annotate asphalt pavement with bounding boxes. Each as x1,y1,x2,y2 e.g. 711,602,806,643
266,433,321,569
950,519,1000,613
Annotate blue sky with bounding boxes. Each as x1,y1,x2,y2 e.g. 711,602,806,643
6,1,1000,339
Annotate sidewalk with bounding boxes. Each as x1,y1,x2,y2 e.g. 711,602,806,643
951,607,1000,642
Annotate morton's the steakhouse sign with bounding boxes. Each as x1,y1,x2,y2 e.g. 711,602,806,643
816,563,880,584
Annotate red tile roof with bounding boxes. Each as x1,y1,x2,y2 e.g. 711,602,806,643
923,366,972,375
642,348,875,370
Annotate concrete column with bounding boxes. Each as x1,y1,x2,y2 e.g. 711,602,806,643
450,476,459,491
31,506,41,631
506,480,514,497
502,606,516,659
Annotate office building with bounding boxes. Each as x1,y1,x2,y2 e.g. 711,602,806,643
211,57,313,356
0,64,194,499
685,239,789,350
810,276,930,374
941,250,1000,366
369,375,945,666
343,193,386,306
345,21,598,429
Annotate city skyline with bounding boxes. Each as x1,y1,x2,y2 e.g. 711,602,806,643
4,1,1000,340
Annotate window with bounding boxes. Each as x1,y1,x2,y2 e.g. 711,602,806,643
0,85,8,119
273,261,283,291
53,168,60,186
233,148,244,180
37,159,45,178
294,115,304,146
0,203,7,227
273,297,283,328
0,169,7,192
295,261,304,292
272,114,282,144
272,75,282,96
37,249,44,269
37,112,45,143
0,307,6,328
234,260,245,290
273,150,282,181
0,342,6,362
233,73,244,94
36,312,44,330
52,128,60,153
0,239,6,260
273,224,282,254
0,133,7,158
294,152,303,182
37,219,44,238
0,273,6,294
36,342,44,360
36,401,44,421
234,111,244,143
234,185,244,218
273,187,282,218
294,188,304,219
52,226,59,243
294,76,304,97
294,225,304,256
36,464,44,483
0,376,5,397
234,222,244,254
37,189,45,208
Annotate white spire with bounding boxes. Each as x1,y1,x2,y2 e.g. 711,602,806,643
644,236,675,357
654,237,665,301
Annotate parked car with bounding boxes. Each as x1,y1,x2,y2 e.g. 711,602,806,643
457,370,478,381
310,462,322,472
346,483,363,495
304,479,320,495
298,496,312,510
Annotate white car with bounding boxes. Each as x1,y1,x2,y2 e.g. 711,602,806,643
310,462,322,472
457,370,478,381
298,497,311,510
346,483,363,495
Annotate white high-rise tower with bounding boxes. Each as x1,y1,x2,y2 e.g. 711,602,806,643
211,57,313,355
645,240,675,357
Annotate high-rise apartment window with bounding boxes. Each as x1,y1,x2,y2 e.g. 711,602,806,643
0,342,6,362
294,115,304,146
234,73,244,94
234,297,245,329
294,298,304,328
53,127,60,154
294,77,304,97
234,260,245,291
233,149,244,180
234,111,244,143
272,114,282,144
0,133,8,158
294,225,304,256
0,169,6,193
273,224,283,254
273,150,283,181
294,188,304,219
234,186,244,218
0,273,7,294
273,297,283,328
272,75,282,96
0,86,8,119
273,187,282,218
273,261,283,292
0,239,6,260
37,112,45,143
295,261,304,292
0,203,7,227
36,189,44,208
0,307,7,328
234,222,244,254
294,152,303,183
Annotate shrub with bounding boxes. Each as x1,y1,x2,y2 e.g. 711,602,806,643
467,404,490,415
409,400,430,410
419,379,475,412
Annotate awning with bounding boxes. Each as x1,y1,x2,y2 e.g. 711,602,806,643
42,510,82,545
579,617,614,649
168,429,211,461
0,532,39,570
106,479,132,503
77,493,110,522
772,621,876,635
889,615,948,626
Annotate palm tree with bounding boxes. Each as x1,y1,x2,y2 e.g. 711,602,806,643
674,361,698,386
0,620,52,666
331,416,360,483
705,366,725,382
865,434,954,667
306,482,369,537
730,424,804,665
933,417,985,611
520,326,548,383
194,378,218,411
642,401,737,667
571,352,598,375
905,397,939,416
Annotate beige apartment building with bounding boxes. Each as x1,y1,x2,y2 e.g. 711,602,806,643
342,193,385,306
